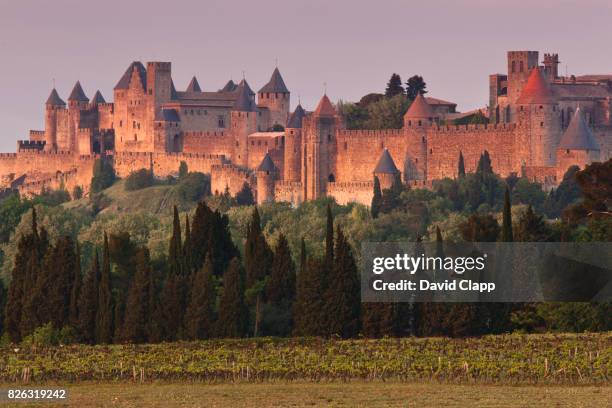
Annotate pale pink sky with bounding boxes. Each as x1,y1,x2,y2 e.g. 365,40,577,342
1,0,611,151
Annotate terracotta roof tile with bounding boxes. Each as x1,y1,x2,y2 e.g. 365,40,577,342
517,68,554,104
404,93,435,119
314,94,335,116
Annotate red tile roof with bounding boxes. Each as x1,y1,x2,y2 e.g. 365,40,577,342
404,93,435,119
314,94,336,116
517,68,554,104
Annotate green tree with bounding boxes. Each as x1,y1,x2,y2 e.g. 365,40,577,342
90,157,115,193
405,75,427,100
293,258,326,336
68,243,82,329
184,253,216,340
324,228,360,338
244,208,273,336
458,151,466,178
124,168,154,191
178,161,188,179
235,182,255,206
501,187,513,242
96,233,113,344
78,251,99,344
476,151,493,176
216,258,248,338
266,234,296,304
118,247,152,343
371,176,382,218
515,205,550,242
385,73,404,97
459,214,500,242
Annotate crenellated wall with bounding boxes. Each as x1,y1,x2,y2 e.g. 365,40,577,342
113,151,226,178
210,163,253,196
327,181,374,206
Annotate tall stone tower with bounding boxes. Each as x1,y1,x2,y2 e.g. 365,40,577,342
257,68,290,129
113,62,148,151
403,94,434,182
302,94,338,200
44,88,65,152
507,51,539,113
516,67,561,167
67,81,89,152
284,104,305,182
146,62,172,150
231,80,258,167
542,53,560,81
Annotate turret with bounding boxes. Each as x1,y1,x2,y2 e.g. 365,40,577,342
403,94,437,128
90,90,106,105
153,108,181,152
284,104,305,182
44,88,65,152
68,81,89,109
516,67,561,166
113,61,148,151
255,152,278,204
373,148,400,190
185,76,201,93
543,53,560,81
302,94,339,200
258,67,290,129
231,80,258,167
556,107,600,174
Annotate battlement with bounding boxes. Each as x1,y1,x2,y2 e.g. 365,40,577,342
183,131,227,138
430,123,517,133
337,129,404,138
29,130,45,140
0,153,18,159
18,140,45,151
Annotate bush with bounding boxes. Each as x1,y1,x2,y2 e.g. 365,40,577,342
21,323,60,347
72,185,83,200
125,168,155,191
236,183,255,206
179,161,188,179
174,172,210,202
91,158,116,193
33,189,71,207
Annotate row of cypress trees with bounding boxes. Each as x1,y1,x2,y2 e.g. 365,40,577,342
2,201,363,343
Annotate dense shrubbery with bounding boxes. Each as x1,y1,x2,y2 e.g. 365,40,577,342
124,169,155,191
173,172,210,202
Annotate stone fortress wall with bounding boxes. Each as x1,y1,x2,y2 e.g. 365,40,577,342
0,50,610,206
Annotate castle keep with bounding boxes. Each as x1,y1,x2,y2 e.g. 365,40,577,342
1,51,610,204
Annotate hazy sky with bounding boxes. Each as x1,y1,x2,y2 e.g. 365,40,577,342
1,0,611,151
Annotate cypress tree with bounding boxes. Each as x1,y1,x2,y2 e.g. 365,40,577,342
293,258,326,336
244,208,273,336
385,73,404,97
209,210,238,277
458,151,466,178
78,251,100,344
119,247,152,343
236,182,255,206
19,239,45,337
184,253,216,340
266,234,296,304
4,230,34,341
216,258,248,338
502,187,513,242
48,236,77,329
371,176,382,218
325,204,334,267
183,214,192,274
190,201,213,272
96,233,113,344
160,207,186,340
324,228,360,338
68,242,82,329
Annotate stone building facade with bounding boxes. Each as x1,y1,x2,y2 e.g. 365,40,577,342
0,51,609,203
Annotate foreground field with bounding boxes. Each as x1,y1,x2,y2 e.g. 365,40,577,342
2,382,610,407
1,333,610,385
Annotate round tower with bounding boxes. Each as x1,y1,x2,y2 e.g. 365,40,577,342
556,107,600,175
256,152,278,204
284,104,305,182
516,67,561,167
231,80,258,167
403,94,437,128
373,148,401,190
257,68,290,129
44,88,65,152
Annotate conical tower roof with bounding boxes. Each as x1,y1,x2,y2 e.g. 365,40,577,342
404,93,435,119
68,81,89,102
221,79,237,92
374,148,399,174
258,67,289,93
257,152,276,172
170,80,177,99
558,108,599,151
517,68,555,104
287,104,306,128
46,88,66,106
186,76,201,93
314,94,336,117
114,61,147,90
238,79,255,96
233,81,256,111
91,90,106,104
